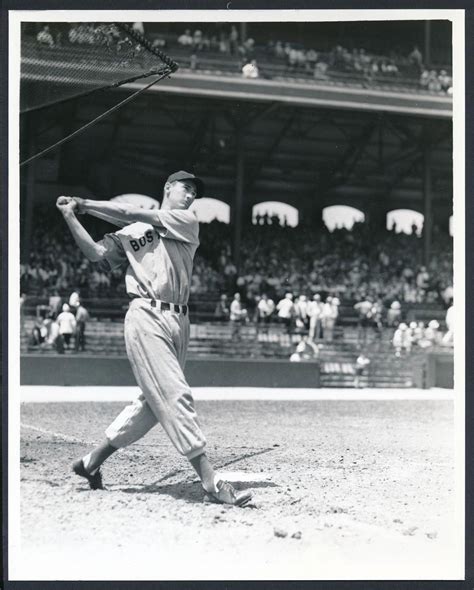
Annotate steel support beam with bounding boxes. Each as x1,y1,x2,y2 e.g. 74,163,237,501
22,113,37,263
424,21,432,68
423,145,432,265
233,127,244,271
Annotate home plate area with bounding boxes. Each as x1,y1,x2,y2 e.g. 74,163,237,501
17,387,458,580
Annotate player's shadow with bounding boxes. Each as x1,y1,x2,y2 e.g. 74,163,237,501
118,479,278,504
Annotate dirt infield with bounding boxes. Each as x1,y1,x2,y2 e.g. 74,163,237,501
16,395,459,580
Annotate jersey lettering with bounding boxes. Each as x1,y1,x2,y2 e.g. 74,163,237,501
129,230,156,253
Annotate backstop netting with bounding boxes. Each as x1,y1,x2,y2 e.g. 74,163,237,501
21,22,177,114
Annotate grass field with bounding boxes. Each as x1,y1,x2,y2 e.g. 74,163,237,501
12,387,461,581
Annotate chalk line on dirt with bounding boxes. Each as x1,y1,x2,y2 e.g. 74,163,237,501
20,385,454,403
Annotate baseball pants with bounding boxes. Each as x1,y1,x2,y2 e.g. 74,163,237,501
105,298,207,460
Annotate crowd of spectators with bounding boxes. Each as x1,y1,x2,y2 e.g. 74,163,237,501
31,23,452,94
23,289,90,353
21,213,453,319
419,68,453,94
391,310,453,357
173,27,452,94
204,219,453,306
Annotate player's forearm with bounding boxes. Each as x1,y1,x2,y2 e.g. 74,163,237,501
62,211,107,262
82,208,128,228
82,199,163,227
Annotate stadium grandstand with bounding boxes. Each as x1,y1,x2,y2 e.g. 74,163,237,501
19,20,454,389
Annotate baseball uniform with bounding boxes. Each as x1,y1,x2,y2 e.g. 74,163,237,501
100,211,207,460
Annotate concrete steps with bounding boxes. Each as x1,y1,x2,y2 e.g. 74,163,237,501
20,317,431,388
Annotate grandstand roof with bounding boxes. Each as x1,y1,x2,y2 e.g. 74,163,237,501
22,87,452,220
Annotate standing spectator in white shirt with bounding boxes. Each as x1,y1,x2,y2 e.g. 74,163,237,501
230,293,247,340
56,303,76,350
293,295,309,331
69,290,81,310
393,323,412,357
387,301,402,327
321,296,337,341
257,293,275,334
308,294,323,341
354,296,374,345
276,292,294,334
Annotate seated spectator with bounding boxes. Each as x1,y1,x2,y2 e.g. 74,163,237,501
420,68,431,89
289,336,320,362
416,266,430,290
31,312,49,347
37,25,54,47
314,61,329,80
131,22,145,35
242,60,259,79
354,352,371,388
417,320,440,348
409,321,421,345
305,49,318,71
288,47,299,71
438,70,452,93
393,322,412,357
428,70,442,92
152,38,167,50
387,301,402,327
178,29,193,47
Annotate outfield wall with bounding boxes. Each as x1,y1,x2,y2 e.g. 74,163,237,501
20,352,452,389
20,355,321,388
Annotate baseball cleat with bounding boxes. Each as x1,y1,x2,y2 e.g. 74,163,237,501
204,480,253,507
72,458,104,490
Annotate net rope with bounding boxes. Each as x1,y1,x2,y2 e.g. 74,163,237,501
20,22,179,166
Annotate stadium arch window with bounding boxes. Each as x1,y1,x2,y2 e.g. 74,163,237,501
190,198,230,224
386,209,423,235
322,205,365,232
252,201,298,227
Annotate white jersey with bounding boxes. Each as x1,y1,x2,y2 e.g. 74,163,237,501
57,311,76,334
100,210,199,305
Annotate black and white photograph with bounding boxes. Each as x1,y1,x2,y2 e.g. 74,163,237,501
7,8,465,582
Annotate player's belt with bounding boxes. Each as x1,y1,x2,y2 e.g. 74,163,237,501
129,295,188,316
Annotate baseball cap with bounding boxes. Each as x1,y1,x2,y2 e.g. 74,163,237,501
166,170,204,198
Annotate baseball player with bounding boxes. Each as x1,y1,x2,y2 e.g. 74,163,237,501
56,171,252,507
